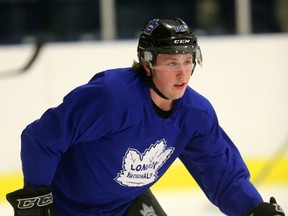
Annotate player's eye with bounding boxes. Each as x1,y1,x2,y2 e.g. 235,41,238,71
166,61,177,68
183,60,193,65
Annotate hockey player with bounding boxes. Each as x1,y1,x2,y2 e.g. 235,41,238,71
6,18,285,216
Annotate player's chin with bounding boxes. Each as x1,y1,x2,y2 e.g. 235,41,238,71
171,91,186,100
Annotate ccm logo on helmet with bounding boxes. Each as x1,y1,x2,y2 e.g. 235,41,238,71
173,39,191,44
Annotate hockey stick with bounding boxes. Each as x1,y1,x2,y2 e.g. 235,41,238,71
0,0,52,79
0,39,44,79
252,137,288,186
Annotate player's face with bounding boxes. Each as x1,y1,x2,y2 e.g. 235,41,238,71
151,53,193,100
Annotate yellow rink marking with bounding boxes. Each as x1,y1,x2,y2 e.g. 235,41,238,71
1,158,287,203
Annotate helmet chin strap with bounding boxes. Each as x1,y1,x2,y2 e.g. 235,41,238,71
146,76,169,100
145,65,169,100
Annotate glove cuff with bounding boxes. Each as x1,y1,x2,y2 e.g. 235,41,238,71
6,187,55,216
246,197,285,216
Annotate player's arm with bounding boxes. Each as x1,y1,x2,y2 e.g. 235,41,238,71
7,83,115,213
6,187,55,216
179,100,285,215
6,91,78,214
21,84,113,189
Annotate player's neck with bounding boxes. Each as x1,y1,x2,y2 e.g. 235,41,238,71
150,89,173,111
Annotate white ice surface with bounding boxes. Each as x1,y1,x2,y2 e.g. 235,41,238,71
154,185,288,215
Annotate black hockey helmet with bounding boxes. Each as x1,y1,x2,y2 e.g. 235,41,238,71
137,18,202,68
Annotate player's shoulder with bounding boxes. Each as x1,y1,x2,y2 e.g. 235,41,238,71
181,87,218,130
182,87,212,111
89,67,138,86
64,67,145,109
68,67,140,95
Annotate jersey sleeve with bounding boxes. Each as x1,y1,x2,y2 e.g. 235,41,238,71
21,81,114,189
179,100,263,216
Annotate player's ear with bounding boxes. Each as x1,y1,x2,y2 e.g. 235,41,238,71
143,62,151,77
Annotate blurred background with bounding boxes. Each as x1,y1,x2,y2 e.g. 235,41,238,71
0,0,288,44
0,0,287,215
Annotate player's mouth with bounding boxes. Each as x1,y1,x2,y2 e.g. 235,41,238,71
174,83,186,89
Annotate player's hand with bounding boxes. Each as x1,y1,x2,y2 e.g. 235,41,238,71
246,197,285,216
6,187,55,216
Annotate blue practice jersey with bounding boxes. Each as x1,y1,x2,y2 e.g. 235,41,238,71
21,67,262,215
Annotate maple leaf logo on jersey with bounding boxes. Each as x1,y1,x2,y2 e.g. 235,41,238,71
114,139,174,187
139,203,158,216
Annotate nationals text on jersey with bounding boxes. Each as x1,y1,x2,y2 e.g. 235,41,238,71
115,139,175,187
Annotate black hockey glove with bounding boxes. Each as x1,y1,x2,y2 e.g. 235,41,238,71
6,187,55,216
246,197,285,216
